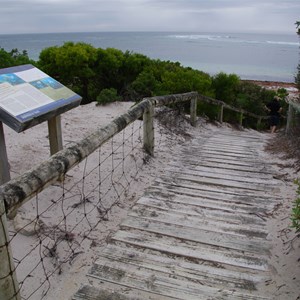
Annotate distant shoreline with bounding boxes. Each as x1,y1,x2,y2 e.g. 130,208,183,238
244,79,297,87
244,79,299,99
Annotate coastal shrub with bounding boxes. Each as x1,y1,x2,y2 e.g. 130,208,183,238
120,51,152,96
0,47,34,68
128,69,158,100
158,67,212,96
94,48,152,100
292,179,300,233
212,72,240,105
196,101,219,120
96,88,121,105
39,42,98,104
236,81,274,115
93,47,125,95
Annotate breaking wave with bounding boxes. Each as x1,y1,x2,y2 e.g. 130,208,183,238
168,34,299,47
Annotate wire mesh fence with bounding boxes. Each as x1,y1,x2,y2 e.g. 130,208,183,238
7,121,146,299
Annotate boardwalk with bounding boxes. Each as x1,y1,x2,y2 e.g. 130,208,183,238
73,128,282,300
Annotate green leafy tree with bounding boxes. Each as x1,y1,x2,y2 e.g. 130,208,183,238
93,48,152,101
96,88,121,105
128,69,158,100
119,51,152,99
0,47,35,68
212,72,240,105
236,81,275,115
38,42,98,104
0,48,13,68
158,67,212,96
93,47,125,93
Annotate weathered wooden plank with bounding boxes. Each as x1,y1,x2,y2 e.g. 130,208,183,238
120,216,271,254
146,187,275,210
100,244,269,286
176,154,271,168
169,159,275,174
146,185,279,209
147,191,278,219
170,155,271,170
73,285,132,300
142,188,275,216
112,230,269,271
181,143,257,153
167,163,274,180
73,284,176,300
88,260,270,300
153,176,280,198
160,174,276,192
136,196,270,226
150,177,281,201
183,149,258,160
197,144,258,152
163,167,278,186
129,205,269,239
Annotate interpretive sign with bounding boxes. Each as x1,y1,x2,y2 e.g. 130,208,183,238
0,64,82,132
0,64,82,185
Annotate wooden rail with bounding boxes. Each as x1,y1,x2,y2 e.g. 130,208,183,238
198,94,267,126
0,91,265,300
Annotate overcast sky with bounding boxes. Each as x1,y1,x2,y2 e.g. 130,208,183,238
1,0,299,35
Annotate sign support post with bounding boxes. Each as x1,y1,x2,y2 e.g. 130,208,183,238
48,115,63,155
0,122,10,185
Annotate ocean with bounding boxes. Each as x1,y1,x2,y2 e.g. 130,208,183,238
0,31,299,82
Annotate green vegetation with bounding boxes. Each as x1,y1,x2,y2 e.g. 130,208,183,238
96,88,121,105
0,48,35,68
36,42,281,122
292,180,300,232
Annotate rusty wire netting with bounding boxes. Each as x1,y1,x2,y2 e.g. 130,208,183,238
0,106,194,300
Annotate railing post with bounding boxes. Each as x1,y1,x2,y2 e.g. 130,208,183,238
286,103,294,135
239,112,243,126
190,97,197,126
256,117,262,130
219,105,224,123
143,103,154,156
0,201,20,300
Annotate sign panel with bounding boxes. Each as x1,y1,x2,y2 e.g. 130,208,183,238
0,64,82,132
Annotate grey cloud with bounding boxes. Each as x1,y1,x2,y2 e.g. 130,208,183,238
0,0,299,34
